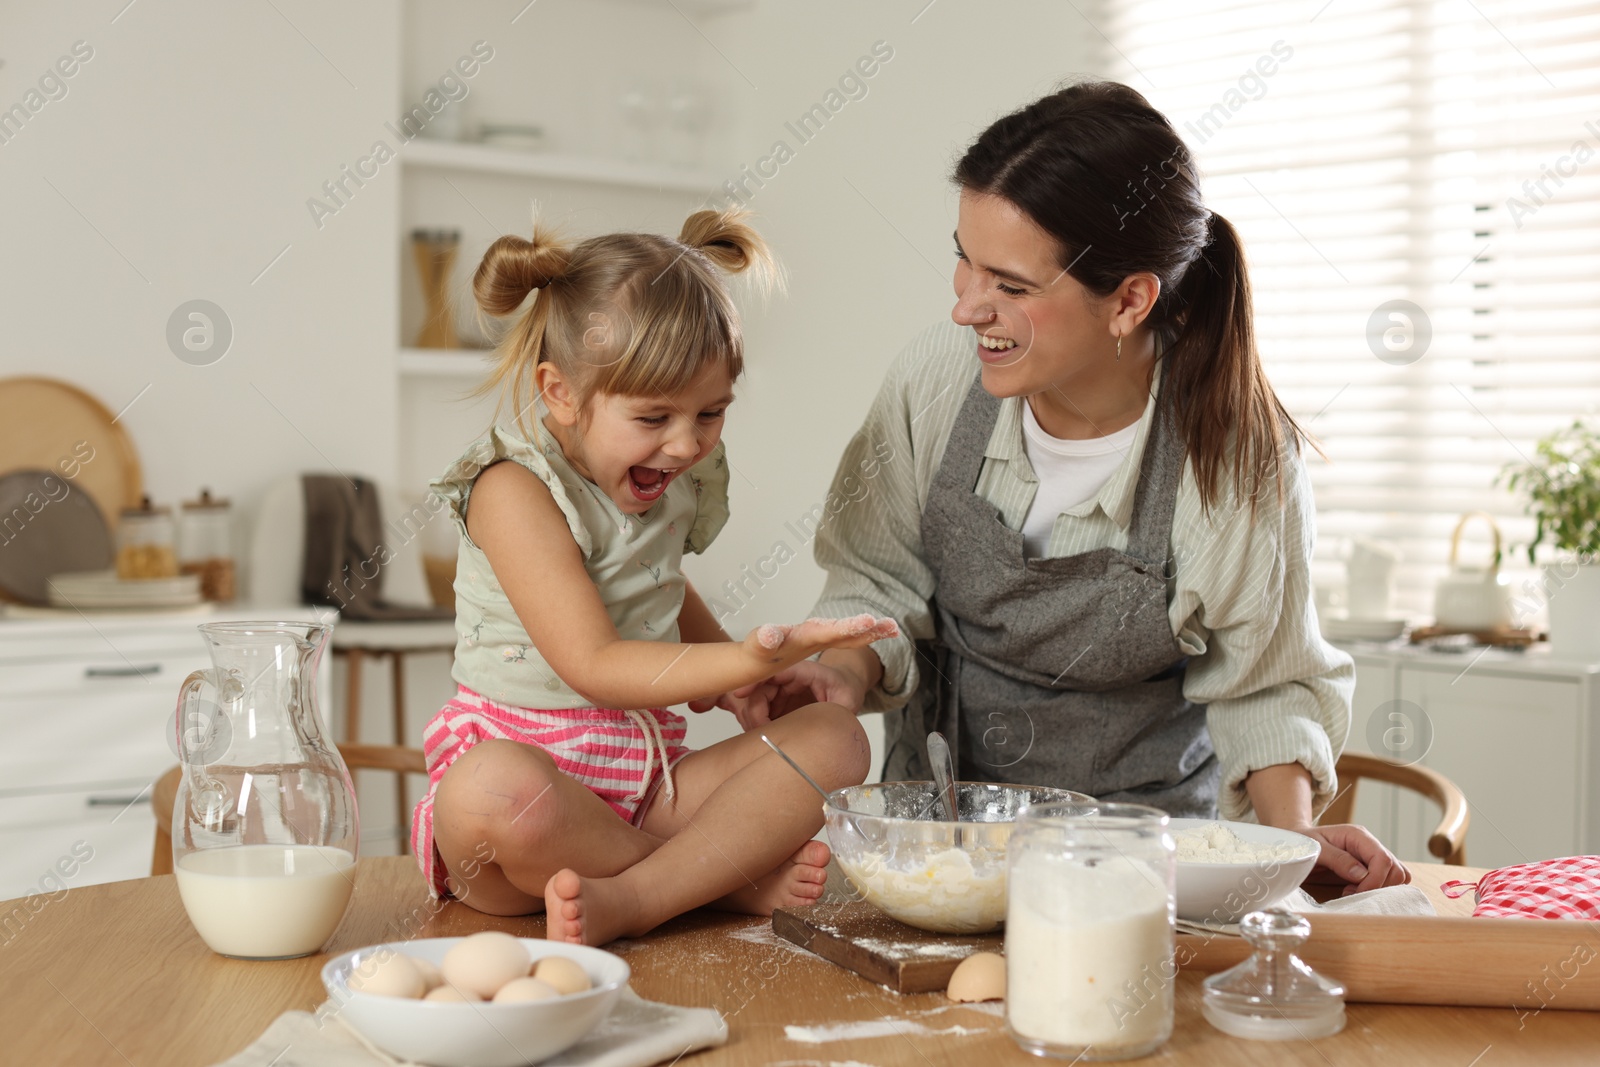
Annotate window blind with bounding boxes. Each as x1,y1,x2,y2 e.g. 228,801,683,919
1095,0,1600,618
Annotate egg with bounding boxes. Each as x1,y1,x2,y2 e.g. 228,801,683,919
946,951,1006,1003
423,984,479,1003
411,956,444,991
442,932,533,999
349,951,426,999
492,977,560,1003
533,956,592,996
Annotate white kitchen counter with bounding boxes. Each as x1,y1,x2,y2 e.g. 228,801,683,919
1331,636,1600,869
0,605,335,904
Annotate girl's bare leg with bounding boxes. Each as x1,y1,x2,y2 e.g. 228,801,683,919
545,701,870,944
431,739,666,916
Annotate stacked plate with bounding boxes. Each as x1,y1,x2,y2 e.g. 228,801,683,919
46,569,203,610
1321,615,1407,642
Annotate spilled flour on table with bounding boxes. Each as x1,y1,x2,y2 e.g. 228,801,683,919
916,1001,1004,1019
726,920,815,957
771,1061,883,1067
849,937,973,959
784,1019,986,1043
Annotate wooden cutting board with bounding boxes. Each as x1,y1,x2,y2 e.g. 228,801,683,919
1179,912,1600,1010
772,900,1000,993
779,896,1600,1010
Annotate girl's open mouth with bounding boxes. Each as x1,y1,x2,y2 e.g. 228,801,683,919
627,465,678,502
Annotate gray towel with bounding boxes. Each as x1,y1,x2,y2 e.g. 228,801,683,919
301,474,452,622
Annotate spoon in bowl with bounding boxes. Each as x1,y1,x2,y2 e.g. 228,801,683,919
927,731,963,846
761,734,844,809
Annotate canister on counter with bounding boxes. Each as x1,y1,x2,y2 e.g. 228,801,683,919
1005,801,1176,1061
178,488,236,602
116,495,179,580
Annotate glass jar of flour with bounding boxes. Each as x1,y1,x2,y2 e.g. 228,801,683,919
1005,801,1176,1061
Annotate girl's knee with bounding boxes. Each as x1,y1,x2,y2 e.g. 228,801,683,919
436,740,562,843
784,702,871,788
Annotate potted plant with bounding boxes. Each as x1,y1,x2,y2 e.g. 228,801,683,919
1498,419,1600,660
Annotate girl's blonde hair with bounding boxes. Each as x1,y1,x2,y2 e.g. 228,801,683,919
471,208,778,439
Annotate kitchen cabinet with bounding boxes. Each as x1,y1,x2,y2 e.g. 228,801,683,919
0,608,332,901
1339,641,1599,870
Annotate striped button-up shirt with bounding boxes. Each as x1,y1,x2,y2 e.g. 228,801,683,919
811,320,1352,821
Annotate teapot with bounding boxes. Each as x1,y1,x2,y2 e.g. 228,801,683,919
1433,512,1513,632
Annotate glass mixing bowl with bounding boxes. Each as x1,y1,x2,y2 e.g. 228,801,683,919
824,781,1094,934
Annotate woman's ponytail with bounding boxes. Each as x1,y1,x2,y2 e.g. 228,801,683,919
1162,211,1299,513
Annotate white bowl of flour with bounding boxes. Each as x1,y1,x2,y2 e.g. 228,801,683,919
1169,819,1322,923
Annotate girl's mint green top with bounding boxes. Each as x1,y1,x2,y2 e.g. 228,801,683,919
431,421,730,710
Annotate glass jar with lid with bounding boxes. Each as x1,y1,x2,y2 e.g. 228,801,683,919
1005,801,1176,1061
116,495,179,580
178,489,236,602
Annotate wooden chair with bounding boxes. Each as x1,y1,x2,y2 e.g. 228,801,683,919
149,743,428,876
1320,752,1470,865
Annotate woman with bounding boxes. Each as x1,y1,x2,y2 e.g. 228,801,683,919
722,81,1407,894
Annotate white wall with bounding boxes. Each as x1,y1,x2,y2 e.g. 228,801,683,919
691,1,1107,633
0,0,401,581
2,0,1107,796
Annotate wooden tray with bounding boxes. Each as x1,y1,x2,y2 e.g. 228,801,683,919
780,898,1600,1010
0,377,143,528
1409,624,1543,648
772,900,999,993
1179,912,1600,1010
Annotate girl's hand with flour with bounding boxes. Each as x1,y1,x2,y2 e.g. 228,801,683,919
698,616,895,731
741,614,899,666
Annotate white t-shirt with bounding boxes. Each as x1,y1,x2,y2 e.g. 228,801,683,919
1019,399,1140,557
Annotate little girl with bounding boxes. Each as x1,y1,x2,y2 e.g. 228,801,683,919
411,207,897,946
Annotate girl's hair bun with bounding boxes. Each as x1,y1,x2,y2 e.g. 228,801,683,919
472,229,573,316
678,208,779,293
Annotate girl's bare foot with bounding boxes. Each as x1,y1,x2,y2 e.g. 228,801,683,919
543,868,652,946
713,839,831,916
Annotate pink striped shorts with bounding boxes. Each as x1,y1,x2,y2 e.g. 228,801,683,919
410,685,691,898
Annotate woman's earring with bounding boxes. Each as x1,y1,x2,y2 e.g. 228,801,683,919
1115,335,1122,362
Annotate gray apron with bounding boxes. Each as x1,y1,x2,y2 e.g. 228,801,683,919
882,373,1219,818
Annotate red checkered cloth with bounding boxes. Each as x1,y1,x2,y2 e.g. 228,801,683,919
1441,856,1600,920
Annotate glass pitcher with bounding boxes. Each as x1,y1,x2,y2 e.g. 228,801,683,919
171,620,359,960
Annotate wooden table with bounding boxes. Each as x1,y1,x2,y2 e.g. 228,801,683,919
5,858,1600,1065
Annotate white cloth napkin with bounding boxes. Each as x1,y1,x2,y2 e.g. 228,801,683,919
1175,884,1437,937
211,988,728,1067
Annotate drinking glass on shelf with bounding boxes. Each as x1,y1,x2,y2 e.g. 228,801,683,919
617,81,661,162
665,82,712,168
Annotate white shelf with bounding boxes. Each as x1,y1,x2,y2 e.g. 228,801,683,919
399,348,496,377
401,139,721,194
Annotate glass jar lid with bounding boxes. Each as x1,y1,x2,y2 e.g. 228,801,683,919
182,488,230,511
1201,908,1347,1040
121,494,171,520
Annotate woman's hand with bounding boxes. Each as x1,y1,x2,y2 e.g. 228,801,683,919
688,641,884,729
1294,822,1411,896
1244,761,1409,895
711,659,870,730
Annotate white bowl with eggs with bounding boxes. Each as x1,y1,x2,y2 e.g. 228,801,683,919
1169,818,1322,923
321,933,629,1067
